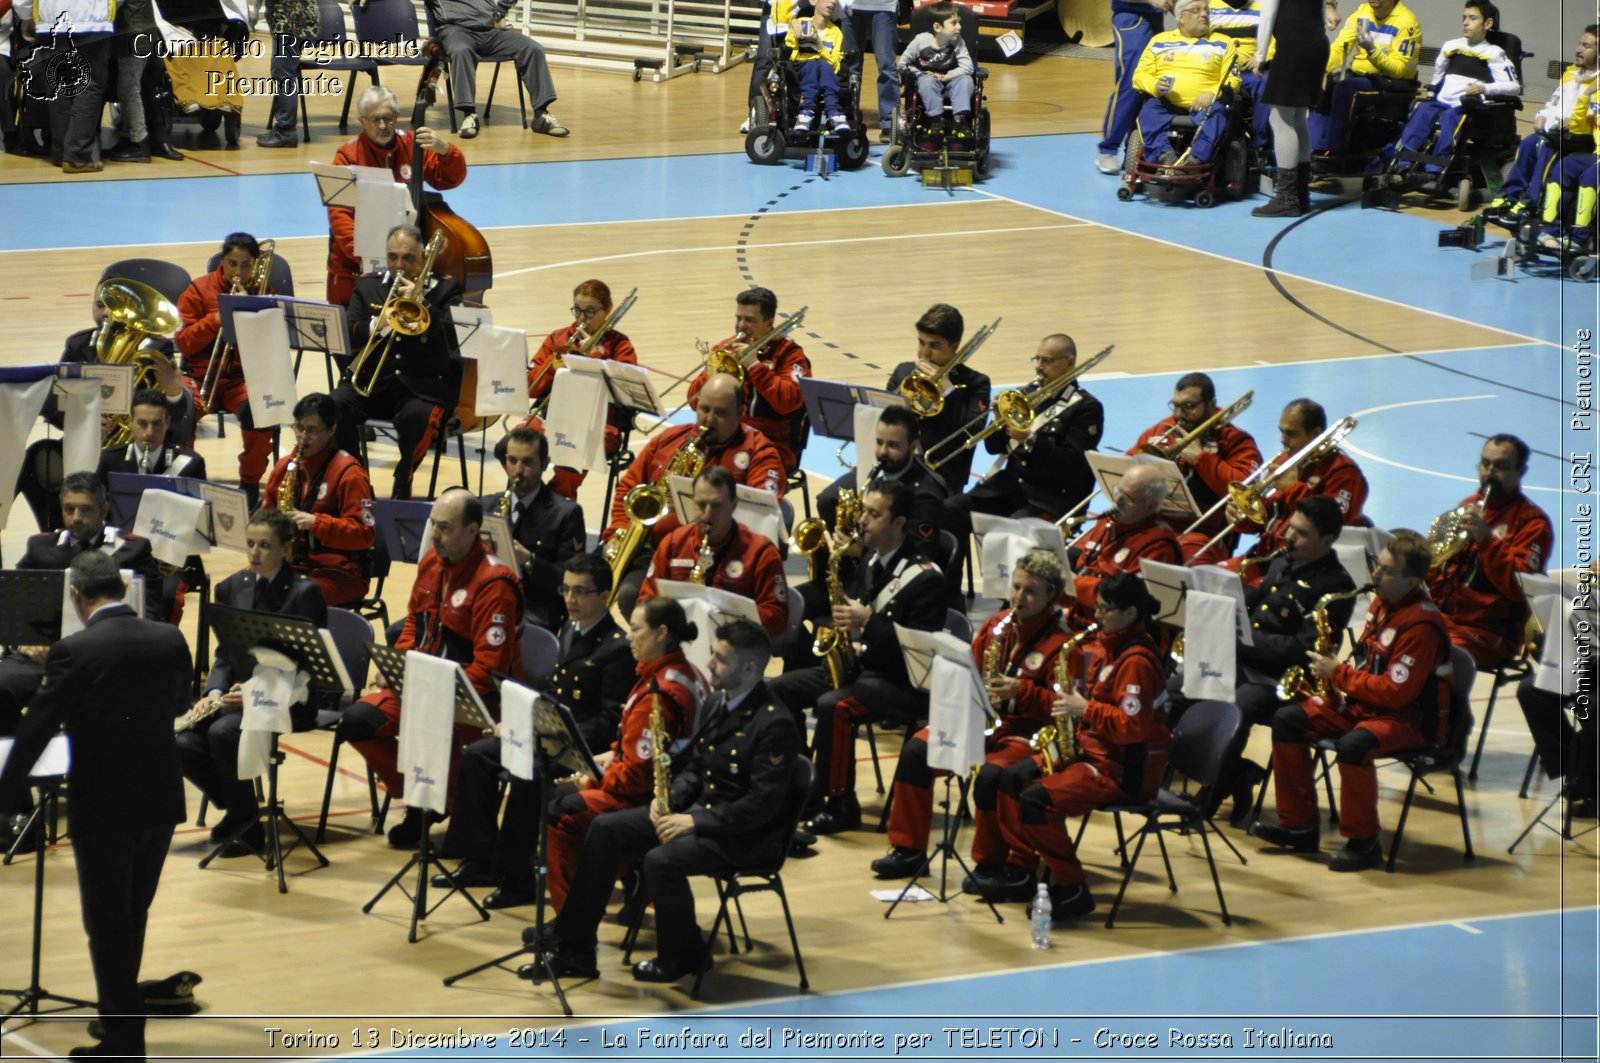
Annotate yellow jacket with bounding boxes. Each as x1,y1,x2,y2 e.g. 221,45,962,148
784,14,845,72
1325,1,1421,80
1207,0,1274,64
1133,30,1241,108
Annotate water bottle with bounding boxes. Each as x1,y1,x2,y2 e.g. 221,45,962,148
1029,882,1052,950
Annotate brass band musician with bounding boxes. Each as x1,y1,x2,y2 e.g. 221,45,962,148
1066,460,1181,630
885,304,993,491
481,427,586,633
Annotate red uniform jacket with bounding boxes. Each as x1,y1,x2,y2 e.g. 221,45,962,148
686,336,811,473
528,325,639,400
638,522,789,639
1069,515,1182,627
601,650,705,800
1073,623,1170,797
396,538,524,710
326,131,467,302
175,266,269,386
1128,418,1262,540
971,606,1074,743
1426,489,1552,663
1330,588,1452,742
604,423,787,547
262,446,376,607
1239,448,1369,555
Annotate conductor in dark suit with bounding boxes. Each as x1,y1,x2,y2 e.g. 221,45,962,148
435,553,633,908
0,472,163,737
331,224,464,499
481,426,586,634
536,618,799,984
0,551,191,1062
176,510,328,855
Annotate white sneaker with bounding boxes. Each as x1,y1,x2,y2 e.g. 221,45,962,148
794,112,814,132
1095,152,1121,174
459,113,480,139
828,114,850,133
740,106,754,134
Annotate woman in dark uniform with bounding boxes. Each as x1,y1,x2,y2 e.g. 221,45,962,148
1252,0,1330,217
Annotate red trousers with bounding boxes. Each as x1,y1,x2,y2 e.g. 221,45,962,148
1271,697,1425,840
1443,615,1518,669
347,689,484,802
996,760,1133,885
887,729,1034,861
210,378,276,485
547,787,635,911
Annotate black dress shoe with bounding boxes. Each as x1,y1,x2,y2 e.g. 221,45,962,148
869,846,926,878
805,796,861,835
482,886,535,910
1252,821,1321,853
789,828,817,855
386,808,444,849
256,129,298,148
152,143,184,161
1327,836,1382,872
1048,882,1096,919
430,859,496,889
631,951,712,983
961,864,1004,896
518,949,598,981
106,139,151,162
521,922,560,949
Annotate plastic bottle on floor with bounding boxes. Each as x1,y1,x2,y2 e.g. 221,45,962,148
1030,882,1052,949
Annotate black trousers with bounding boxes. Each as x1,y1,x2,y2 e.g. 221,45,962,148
330,380,441,499
174,712,257,829
43,34,113,166
767,667,926,801
73,822,174,1058
551,804,728,964
1517,673,1596,799
0,655,47,737
440,736,542,891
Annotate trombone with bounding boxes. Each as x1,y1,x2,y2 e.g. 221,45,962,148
345,230,446,398
897,317,1000,418
199,238,274,413
924,344,1112,472
648,306,808,431
527,287,639,408
1139,390,1254,461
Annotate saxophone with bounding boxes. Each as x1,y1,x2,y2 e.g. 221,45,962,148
814,533,861,688
278,446,300,515
138,441,155,475
649,692,672,814
688,522,715,585
1032,623,1099,774
980,611,1014,737
1276,583,1374,702
604,426,710,608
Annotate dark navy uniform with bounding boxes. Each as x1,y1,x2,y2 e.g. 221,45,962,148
966,383,1103,520
478,484,586,633
886,360,992,491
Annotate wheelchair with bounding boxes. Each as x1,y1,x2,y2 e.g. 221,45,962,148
745,45,872,170
1309,73,1419,180
1362,31,1527,211
880,3,991,180
1118,95,1256,207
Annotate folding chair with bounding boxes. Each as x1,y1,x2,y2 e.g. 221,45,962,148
315,607,391,842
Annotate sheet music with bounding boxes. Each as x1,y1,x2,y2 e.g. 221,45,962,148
1187,564,1254,646
563,354,666,416
480,513,516,568
197,483,251,552
0,733,71,778
1086,452,1195,522
65,363,135,414
1137,559,1190,629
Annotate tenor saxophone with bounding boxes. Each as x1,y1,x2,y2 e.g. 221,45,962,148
815,533,861,689
1033,623,1099,773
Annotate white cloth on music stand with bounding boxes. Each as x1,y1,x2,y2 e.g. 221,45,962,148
233,307,297,428
853,404,882,491
132,489,206,567
55,377,105,478
544,368,609,472
927,653,986,774
237,648,308,780
398,651,458,816
1181,590,1237,703
500,682,537,781
978,530,1036,599
0,377,55,531
1531,594,1578,697
467,323,530,416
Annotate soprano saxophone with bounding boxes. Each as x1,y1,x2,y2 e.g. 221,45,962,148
649,692,672,814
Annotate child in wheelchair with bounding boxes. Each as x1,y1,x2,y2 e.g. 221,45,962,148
786,0,849,133
898,1,975,134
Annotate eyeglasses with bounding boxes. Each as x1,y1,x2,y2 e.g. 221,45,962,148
1169,398,1207,413
292,422,330,436
571,305,603,318
362,111,399,126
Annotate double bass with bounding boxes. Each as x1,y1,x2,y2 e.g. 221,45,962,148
407,44,496,431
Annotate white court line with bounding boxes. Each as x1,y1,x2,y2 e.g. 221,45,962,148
1342,394,1563,495
967,187,1552,350
1,1030,54,1059
1452,922,1487,935
492,222,1091,280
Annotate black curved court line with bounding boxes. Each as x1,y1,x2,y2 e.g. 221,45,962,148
736,175,883,372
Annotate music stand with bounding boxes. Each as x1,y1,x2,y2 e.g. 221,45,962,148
219,292,351,391
372,499,433,569
443,679,596,1016
885,624,1004,923
196,604,350,891
0,572,69,647
362,644,494,943
0,734,94,1021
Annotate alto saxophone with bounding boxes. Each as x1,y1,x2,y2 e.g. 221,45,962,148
815,533,861,689
1276,583,1374,702
278,446,300,515
649,692,672,814
980,611,1014,737
1032,623,1098,774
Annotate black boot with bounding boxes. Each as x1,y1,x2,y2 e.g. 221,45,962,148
1252,167,1303,218
1295,162,1312,214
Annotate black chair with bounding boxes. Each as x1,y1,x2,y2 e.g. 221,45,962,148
203,250,295,297
1468,653,1533,781
100,258,191,304
868,610,967,827
315,606,390,843
1098,699,1243,928
625,757,814,997
422,0,528,133
299,0,380,141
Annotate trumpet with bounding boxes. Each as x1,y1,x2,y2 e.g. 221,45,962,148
1428,481,1492,569
528,287,639,406
200,239,274,414
897,317,1000,418
925,344,1112,471
1141,390,1254,462
345,229,446,398
1183,416,1359,557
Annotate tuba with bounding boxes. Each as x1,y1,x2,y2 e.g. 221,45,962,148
925,344,1112,471
345,230,447,398
1427,482,1492,570
95,278,182,449
602,425,709,607
1276,583,1373,702
897,317,999,418
1033,623,1099,773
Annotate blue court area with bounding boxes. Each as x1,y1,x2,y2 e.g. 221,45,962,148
326,907,1598,1061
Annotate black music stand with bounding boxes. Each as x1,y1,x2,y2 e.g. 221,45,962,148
362,644,494,943
0,573,68,865
443,680,597,1016
0,734,95,1022
195,604,349,891
372,499,433,567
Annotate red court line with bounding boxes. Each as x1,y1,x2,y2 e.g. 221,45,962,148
182,154,243,177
